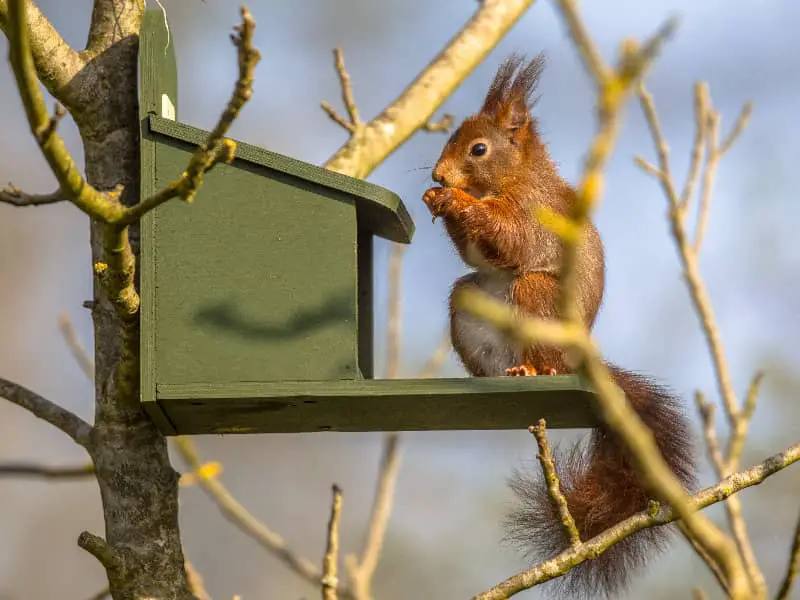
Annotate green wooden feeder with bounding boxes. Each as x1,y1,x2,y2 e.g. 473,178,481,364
137,10,598,435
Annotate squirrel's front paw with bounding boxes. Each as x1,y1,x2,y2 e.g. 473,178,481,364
423,187,451,222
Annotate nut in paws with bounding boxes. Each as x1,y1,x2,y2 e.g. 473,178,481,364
423,187,452,222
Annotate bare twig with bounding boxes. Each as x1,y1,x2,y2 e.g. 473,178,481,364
679,82,709,210
324,0,538,178
119,6,261,224
637,85,747,431
58,312,95,379
5,2,261,229
417,328,451,379
471,439,800,599
0,462,93,479
679,520,731,597
637,82,763,596
0,185,63,207
174,437,355,599
776,510,800,600
186,559,213,600
0,377,92,447
386,243,406,380
530,419,580,547
695,392,725,472
322,485,343,600
78,531,122,573
726,371,764,473
5,0,124,222
321,48,362,133
551,0,610,84
345,433,402,600
423,114,455,133
693,99,752,253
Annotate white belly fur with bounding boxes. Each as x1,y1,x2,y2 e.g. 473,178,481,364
451,244,520,376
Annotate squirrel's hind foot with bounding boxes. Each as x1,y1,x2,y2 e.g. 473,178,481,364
505,364,558,376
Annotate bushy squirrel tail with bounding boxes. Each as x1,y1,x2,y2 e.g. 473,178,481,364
505,363,697,599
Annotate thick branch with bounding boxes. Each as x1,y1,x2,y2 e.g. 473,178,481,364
5,0,126,221
472,440,800,599
324,0,537,178
84,0,143,56
777,510,800,600
0,377,92,447
0,0,85,106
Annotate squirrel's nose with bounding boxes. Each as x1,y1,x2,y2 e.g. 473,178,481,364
432,166,446,186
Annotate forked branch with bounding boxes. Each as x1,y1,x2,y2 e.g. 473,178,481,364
324,0,539,178
470,439,800,600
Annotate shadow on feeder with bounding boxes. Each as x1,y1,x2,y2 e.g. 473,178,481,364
137,10,597,436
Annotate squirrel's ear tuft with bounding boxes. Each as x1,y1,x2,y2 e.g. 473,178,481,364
481,53,545,132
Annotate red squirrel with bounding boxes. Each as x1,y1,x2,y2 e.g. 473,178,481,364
422,55,696,598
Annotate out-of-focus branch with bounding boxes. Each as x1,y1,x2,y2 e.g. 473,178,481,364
417,328,451,379
636,84,750,436
58,312,95,379
322,485,343,600
0,462,93,478
345,433,402,600
678,520,731,597
174,437,356,599
186,560,213,600
385,243,406,380
324,0,538,179
636,81,763,596
471,439,800,599
776,510,800,600
422,114,455,133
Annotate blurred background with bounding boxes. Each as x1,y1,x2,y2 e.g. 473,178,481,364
1,0,799,598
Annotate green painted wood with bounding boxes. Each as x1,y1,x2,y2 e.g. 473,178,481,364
144,376,599,435
135,8,600,437
147,115,414,244
357,229,374,379
139,11,177,121
149,132,361,384
139,9,177,432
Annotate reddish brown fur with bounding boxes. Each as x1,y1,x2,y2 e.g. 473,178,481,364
423,54,696,598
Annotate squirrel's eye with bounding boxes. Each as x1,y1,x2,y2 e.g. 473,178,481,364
470,142,488,157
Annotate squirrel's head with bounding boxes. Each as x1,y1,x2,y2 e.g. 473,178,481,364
431,54,546,197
